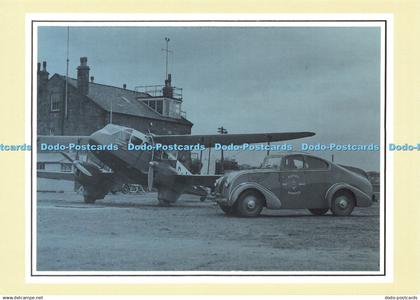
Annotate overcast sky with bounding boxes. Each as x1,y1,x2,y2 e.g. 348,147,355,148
38,25,381,171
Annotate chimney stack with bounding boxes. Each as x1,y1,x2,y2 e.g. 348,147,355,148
162,73,173,98
123,84,127,89
90,76,94,83
77,57,90,95
37,61,49,93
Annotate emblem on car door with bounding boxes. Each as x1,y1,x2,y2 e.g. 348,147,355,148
282,174,305,195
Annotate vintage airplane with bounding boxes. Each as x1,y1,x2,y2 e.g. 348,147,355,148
37,124,315,205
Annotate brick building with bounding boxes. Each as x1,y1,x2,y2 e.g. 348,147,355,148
37,57,193,136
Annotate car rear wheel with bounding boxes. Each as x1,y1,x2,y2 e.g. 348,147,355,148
308,208,329,216
235,190,263,217
331,191,355,216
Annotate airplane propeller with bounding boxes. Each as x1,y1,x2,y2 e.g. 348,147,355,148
60,151,93,177
147,161,157,192
146,131,157,192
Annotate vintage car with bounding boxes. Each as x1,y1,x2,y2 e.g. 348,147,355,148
214,153,373,217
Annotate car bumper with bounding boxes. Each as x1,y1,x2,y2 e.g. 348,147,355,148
354,190,373,207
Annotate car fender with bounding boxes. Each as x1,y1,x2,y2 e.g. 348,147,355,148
229,182,282,209
325,183,372,207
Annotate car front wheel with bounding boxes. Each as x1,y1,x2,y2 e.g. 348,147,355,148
219,204,234,215
235,190,263,217
331,191,355,216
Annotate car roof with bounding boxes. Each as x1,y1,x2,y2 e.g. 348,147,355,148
265,152,332,165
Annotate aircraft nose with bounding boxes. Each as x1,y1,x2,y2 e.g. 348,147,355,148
89,129,111,147
89,131,101,146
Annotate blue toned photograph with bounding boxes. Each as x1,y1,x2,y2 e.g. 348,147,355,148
35,23,382,273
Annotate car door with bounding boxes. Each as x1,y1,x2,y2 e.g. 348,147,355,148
302,155,331,209
278,154,307,209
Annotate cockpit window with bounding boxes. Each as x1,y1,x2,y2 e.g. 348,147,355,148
117,128,132,143
130,135,143,146
103,124,126,135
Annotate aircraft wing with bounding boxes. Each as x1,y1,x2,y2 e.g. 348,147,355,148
37,171,75,181
37,170,116,181
152,132,315,147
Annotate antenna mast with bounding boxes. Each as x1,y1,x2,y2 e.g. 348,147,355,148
64,27,69,119
162,37,172,80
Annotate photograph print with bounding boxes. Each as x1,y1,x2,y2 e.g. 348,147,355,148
34,20,384,275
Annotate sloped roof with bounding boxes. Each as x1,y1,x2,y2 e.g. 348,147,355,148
54,75,192,126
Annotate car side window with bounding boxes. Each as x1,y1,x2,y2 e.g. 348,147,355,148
305,156,329,170
261,156,282,169
282,155,305,170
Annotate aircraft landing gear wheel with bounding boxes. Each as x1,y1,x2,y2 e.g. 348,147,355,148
235,190,263,217
158,199,171,206
308,208,329,216
84,195,96,204
331,191,355,216
121,184,130,194
219,204,234,216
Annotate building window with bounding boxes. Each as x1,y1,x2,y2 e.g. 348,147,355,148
164,100,170,115
141,98,182,118
61,163,72,173
172,101,181,117
156,100,163,114
50,93,61,112
37,162,45,170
